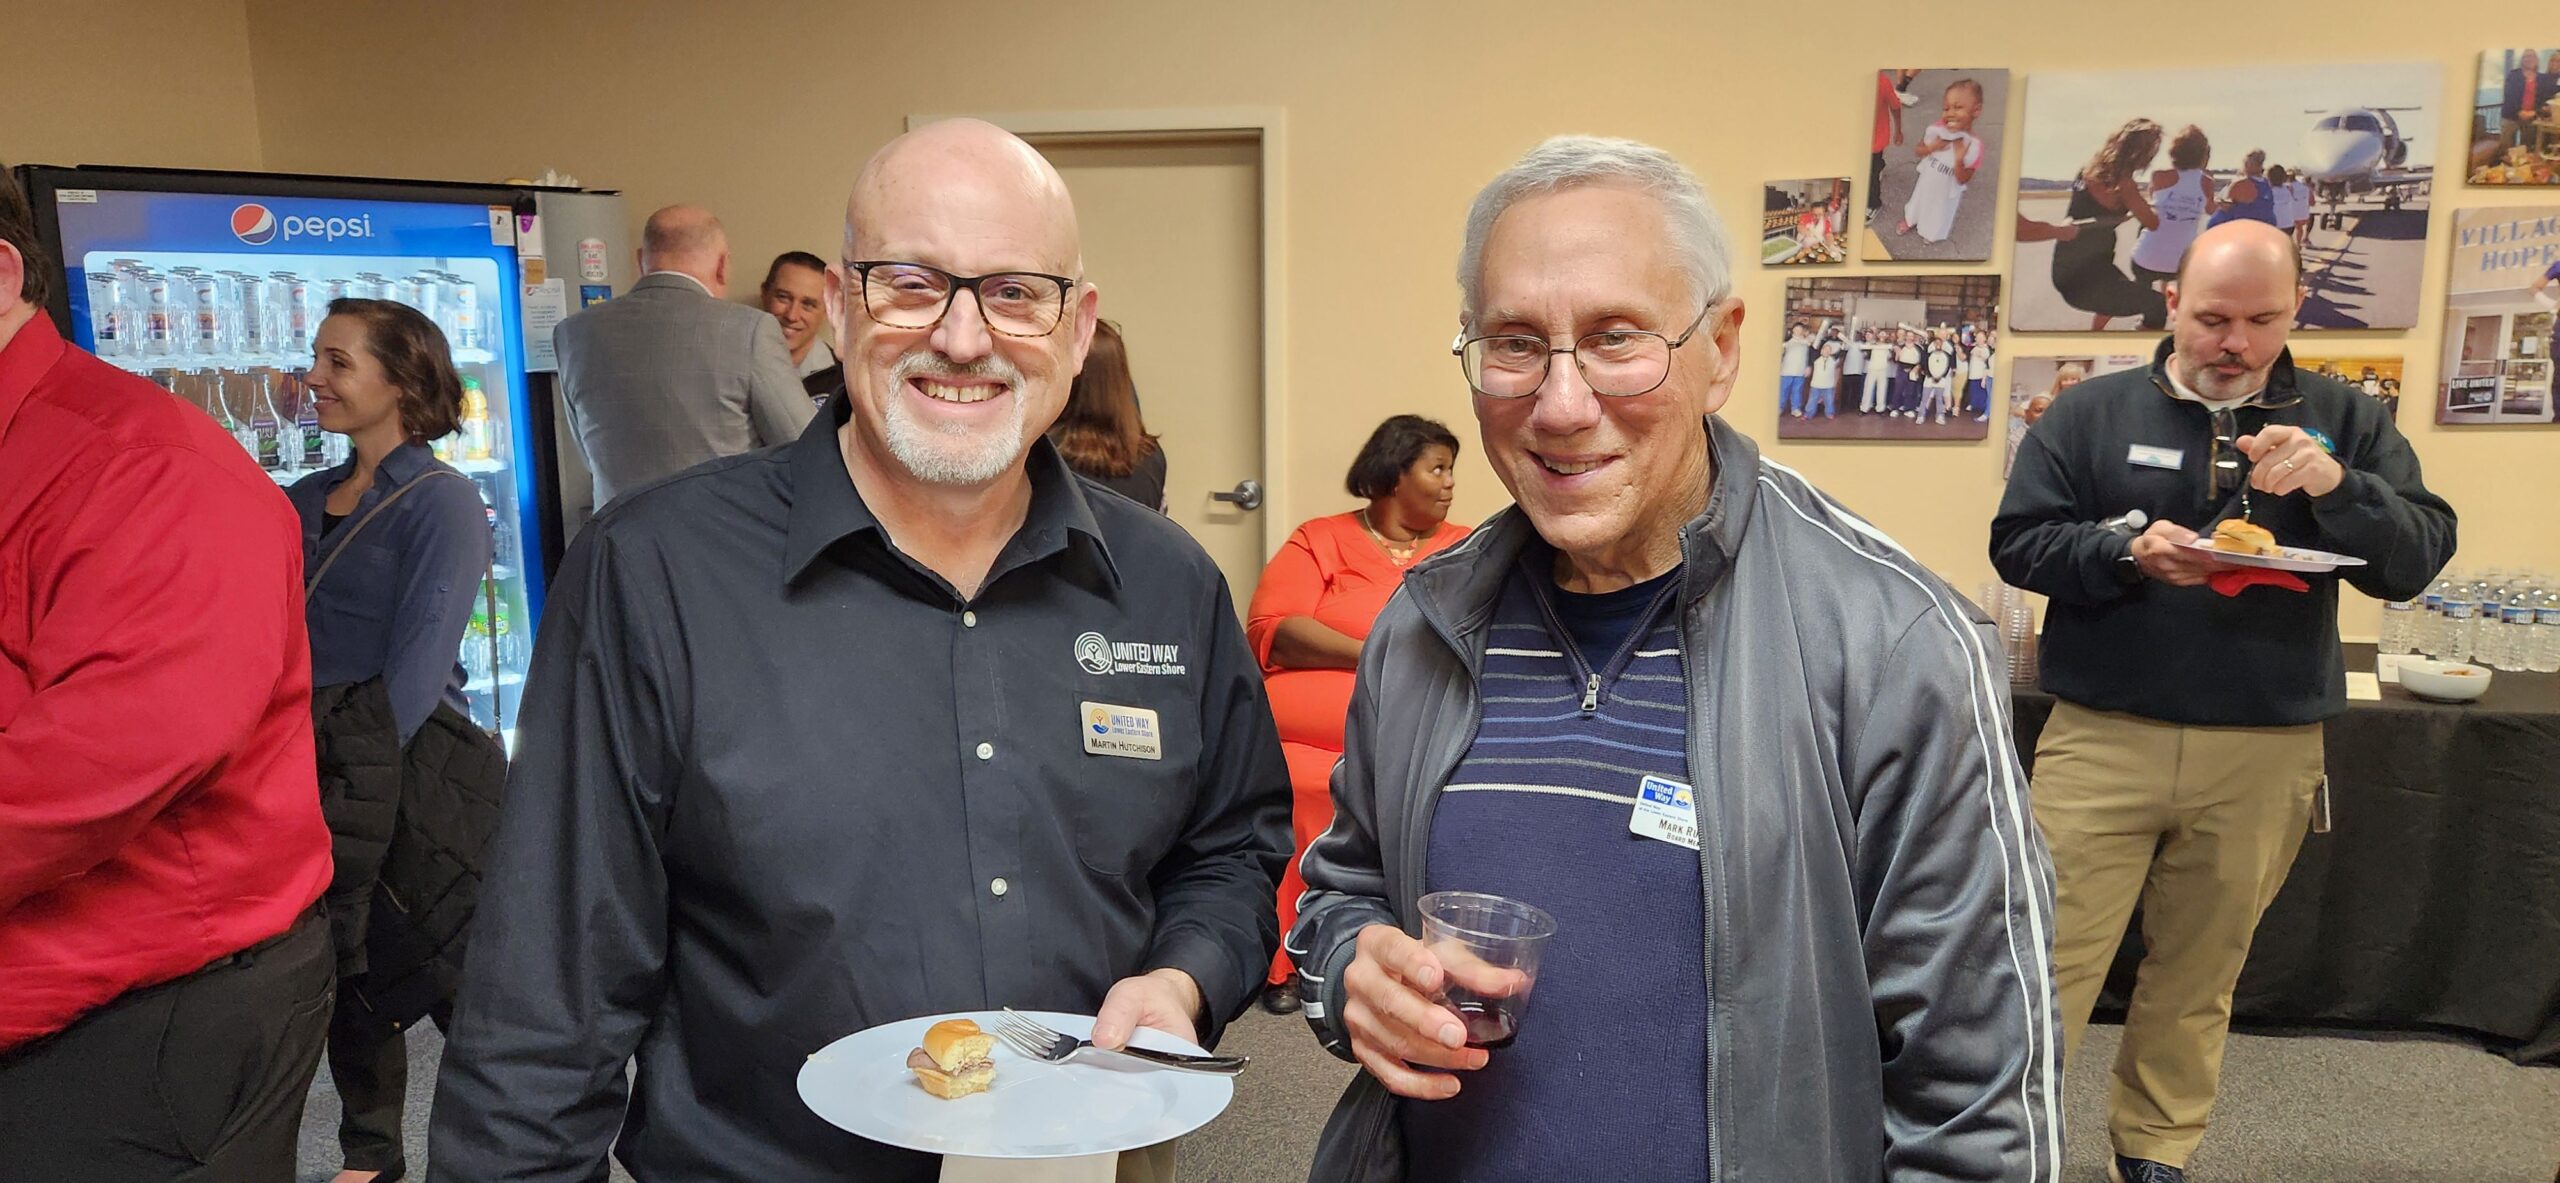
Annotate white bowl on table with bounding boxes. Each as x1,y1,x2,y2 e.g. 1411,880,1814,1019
2398,658,2493,703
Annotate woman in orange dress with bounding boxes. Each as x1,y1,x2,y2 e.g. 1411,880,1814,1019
1245,415,1469,1014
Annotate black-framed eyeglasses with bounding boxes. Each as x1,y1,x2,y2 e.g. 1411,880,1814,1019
1452,303,1718,398
2209,407,2247,496
843,260,1079,338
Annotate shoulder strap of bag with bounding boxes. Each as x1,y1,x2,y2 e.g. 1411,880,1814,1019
307,468,474,597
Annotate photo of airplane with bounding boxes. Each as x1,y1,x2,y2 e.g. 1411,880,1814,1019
2295,106,2432,229
2012,61,2441,331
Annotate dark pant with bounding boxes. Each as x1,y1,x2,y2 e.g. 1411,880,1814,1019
329,987,451,1172
0,910,334,1182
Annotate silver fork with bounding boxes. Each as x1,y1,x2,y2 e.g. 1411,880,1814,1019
993,1008,1249,1076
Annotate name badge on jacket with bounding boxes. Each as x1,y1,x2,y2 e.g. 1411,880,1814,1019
1628,775,1698,850
2127,444,2184,470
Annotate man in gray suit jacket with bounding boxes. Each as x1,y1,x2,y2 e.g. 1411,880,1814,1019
553,204,816,508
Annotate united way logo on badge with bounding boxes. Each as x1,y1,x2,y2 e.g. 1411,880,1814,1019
1075,632,1115,675
1088,705,1114,735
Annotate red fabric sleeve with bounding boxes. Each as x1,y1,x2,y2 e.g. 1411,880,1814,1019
1244,519,1334,672
0,446,303,912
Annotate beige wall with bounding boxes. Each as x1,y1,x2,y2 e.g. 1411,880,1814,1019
56,0,2556,634
2,0,264,171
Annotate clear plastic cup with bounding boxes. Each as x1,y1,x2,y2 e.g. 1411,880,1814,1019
1417,891,1557,1049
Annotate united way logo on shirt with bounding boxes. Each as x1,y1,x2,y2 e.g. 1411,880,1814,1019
1075,632,1116,674
1073,630,1187,676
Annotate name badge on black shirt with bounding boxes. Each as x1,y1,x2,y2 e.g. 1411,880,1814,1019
2127,444,2184,470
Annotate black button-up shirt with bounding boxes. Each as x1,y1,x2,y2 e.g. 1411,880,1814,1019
430,398,1291,1182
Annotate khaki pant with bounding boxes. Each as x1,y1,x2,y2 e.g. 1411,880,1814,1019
940,1143,1175,1182
2032,701,2324,1168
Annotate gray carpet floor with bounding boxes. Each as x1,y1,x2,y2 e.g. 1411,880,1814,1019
299,1016,2559,1181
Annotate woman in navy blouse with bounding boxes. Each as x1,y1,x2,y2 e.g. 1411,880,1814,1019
285,297,488,1183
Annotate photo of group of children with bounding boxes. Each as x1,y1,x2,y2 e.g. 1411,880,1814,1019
1763,178,1851,266
2010,61,2439,332
1865,69,2010,262
1777,275,2003,441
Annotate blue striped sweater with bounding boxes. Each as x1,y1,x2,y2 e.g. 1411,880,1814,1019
1402,560,1709,1183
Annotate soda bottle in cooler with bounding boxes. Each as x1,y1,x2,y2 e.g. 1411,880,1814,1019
140,271,177,357
465,591,494,684
273,273,314,356
258,371,299,476
459,376,492,460
85,269,129,357
242,371,283,471
229,272,271,363
184,271,227,360
492,592,521,670
209,370,259,462
448,277,483,350
290,370,325,469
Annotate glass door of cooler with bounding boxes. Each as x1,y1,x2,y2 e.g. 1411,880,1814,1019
44,183,546,742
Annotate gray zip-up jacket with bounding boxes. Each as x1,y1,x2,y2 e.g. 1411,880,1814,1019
1288,417,2062,1182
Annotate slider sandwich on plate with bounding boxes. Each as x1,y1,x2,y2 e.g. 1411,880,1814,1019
2209,519,2280,557
906,1018,996,1099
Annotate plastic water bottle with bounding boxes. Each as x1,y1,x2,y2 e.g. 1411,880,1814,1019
2474,581,2507,669
2417,574,2455,657
2532,588,2560,674
2495,588,2536,672
2467,580,2502,668
2378,598,2418,656
2480,581,2511,666
2440,590,2475,663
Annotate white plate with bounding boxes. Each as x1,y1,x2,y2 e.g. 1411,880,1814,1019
2175,538,2369,573
797,1010,1235,1160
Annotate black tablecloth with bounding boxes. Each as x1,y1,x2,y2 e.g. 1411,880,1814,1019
2011,646,2560,1066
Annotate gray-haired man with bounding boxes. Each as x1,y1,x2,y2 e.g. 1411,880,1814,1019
1289,135,2061,1181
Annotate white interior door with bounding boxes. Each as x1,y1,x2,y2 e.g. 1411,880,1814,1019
1032,133,1268,608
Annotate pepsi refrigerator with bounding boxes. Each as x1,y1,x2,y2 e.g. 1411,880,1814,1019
13,165,633,745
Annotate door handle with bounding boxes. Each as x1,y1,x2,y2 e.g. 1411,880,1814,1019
1211,478,1263,512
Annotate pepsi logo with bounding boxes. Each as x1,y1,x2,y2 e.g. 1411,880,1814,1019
231,203,277,245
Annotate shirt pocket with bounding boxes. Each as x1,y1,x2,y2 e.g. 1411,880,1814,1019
311,541,399,625
1057,684,1201,882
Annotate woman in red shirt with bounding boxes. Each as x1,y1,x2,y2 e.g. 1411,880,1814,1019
1245,415,1469,1013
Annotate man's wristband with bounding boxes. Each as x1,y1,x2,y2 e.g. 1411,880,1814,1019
2114,539,2144,586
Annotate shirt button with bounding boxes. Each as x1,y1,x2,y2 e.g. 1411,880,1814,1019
962,610,978,628
975,741,994,760
990,877,1010,897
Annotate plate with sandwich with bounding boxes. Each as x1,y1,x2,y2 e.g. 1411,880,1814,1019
2176,519,2368,574
797,1011,1235,1159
